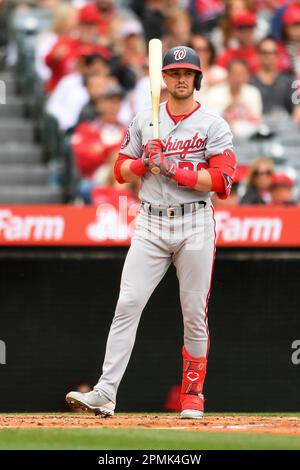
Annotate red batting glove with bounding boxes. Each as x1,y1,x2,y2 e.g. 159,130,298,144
144,139,164,157
145,150,165,172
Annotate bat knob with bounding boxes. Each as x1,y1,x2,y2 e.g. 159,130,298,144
151,167,161,175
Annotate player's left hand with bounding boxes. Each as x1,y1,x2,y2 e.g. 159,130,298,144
159,156,177,178
145,152,177,177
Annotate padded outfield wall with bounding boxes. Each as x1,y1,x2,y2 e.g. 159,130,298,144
0,247,299,412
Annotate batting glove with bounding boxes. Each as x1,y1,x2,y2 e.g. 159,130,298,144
144,149,164,172
144,139,165,157
159,156,177,177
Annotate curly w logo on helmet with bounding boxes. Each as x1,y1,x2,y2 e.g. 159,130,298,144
174,49,187,60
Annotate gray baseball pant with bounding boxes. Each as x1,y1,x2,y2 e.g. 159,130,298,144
95,204,215,403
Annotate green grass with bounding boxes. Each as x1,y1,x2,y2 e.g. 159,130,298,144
1,413,300,450
0,428,300,450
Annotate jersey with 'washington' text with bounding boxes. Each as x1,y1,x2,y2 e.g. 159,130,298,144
120,101,233,205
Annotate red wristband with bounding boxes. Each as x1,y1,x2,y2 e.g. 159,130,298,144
172,168,198,189
130,158,147,177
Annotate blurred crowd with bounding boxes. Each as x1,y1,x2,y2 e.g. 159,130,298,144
3,0,300,206
212,156,298,206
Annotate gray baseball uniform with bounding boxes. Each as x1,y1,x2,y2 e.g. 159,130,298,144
95,101,233,404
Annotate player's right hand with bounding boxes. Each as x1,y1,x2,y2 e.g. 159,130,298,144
144,149,164,173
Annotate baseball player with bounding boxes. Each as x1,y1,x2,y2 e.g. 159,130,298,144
66,46,237,419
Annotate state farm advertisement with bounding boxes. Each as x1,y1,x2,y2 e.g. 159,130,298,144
0,205,299,247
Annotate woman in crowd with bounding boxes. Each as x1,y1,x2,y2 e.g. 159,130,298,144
219,0,255,50
240,157,274,204
111,19,146,90
162,9,192,51
191,33,227,101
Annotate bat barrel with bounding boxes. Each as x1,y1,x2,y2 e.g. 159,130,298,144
149,39,162,140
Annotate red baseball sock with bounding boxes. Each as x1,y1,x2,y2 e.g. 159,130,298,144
180,346,207,411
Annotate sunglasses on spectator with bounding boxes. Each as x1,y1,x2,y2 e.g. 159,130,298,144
259,49,278,55
253,170,273,177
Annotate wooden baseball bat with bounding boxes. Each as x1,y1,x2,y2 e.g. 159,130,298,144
149,38,162,175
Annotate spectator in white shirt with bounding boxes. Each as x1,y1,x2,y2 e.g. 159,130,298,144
204,58,263,139
46,52,111,132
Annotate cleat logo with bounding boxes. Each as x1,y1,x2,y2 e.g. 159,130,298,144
174,49,187,61
187,372,200,382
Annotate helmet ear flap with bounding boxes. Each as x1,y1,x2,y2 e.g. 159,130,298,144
195,72,203,91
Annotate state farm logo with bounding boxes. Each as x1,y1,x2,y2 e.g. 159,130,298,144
174,48,187,60
215,211,282,243
0,209,65,241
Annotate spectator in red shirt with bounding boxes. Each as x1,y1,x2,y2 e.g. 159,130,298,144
189,0,224,34
270,0,300,41
35,2,78,84
71,83,126,203
217,11,260,74
254,0,286,11
219,0,254,49
45,5,111,92
91,159,139,208
79,0,116,42
190,0,224,22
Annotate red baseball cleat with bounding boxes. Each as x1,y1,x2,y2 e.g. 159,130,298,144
180,393,204,419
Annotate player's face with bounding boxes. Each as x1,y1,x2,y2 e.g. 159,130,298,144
163,69,196,100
